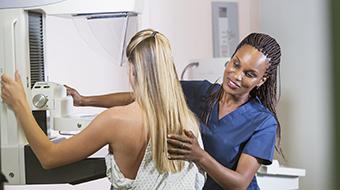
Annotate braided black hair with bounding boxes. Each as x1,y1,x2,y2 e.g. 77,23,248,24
201,32,284,158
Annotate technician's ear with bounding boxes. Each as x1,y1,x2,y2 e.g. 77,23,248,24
256,77,267,89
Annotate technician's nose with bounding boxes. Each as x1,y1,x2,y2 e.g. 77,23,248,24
234,70,244,81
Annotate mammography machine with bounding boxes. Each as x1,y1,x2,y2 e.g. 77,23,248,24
0,0,142,185
31,81,94,133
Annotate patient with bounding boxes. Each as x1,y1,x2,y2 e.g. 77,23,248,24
1,29,205,189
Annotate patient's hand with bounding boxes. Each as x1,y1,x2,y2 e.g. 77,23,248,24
1,71,30,112
64,85,84,106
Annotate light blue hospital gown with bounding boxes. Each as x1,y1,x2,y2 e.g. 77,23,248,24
105,140,205,190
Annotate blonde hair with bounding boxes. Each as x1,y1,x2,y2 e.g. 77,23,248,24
126,29,199,173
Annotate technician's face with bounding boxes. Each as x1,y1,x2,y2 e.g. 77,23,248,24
222,44,269,97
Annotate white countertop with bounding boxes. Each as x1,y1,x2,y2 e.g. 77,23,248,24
257,160,306,177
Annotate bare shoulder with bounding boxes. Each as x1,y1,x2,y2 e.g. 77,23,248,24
96,102,143,135
105,101,141,123
98,102,144,148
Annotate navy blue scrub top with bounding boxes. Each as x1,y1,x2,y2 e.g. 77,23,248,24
181,80,277,190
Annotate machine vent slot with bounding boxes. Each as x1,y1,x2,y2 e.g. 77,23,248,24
28,11,45,88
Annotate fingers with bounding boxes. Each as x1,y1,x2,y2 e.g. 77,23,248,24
168,147,190,155
167,139,190,161
1,74,11,99
1,72,19,86
64,85,79,97
1,71,25,102
1,80,8,102
167,155,187,160
1,78,5,88
65,86,72,95
64,85,76,97
1,73,12,83
184,129,195,138
167,138,191,150
15,70,21,82
64,85,74,91
167,133,192,143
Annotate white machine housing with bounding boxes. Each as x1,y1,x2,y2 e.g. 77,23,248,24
0,0,143,184
31,82,94,132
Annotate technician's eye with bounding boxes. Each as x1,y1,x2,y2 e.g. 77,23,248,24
245,72,257,78
233,61,240,68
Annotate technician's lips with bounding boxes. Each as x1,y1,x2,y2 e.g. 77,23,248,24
226,78,240,89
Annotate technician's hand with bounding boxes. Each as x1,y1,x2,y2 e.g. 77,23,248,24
167,129,205,163
64,85,84,106
1,71,29,112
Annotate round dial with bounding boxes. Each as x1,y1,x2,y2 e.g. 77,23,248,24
32,94,48,108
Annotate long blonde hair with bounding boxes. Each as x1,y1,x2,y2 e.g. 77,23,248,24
126,29,199,173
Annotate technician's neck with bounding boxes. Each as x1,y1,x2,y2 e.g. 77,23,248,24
219,92,249,108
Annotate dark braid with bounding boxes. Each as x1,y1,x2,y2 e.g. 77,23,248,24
201,33,284,158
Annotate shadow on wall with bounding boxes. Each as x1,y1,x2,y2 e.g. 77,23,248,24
331,0,340,189
0,172,7,190
275,95,292,165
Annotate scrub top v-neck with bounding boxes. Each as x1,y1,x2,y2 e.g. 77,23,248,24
181,80,277,190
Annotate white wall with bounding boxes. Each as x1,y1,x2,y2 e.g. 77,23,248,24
45,16,131,115
259,0,332,190
140,0,259,73
238,0,260,39
140,0,213,73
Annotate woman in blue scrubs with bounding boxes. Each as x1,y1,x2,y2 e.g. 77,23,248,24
65,32,282,189
167,33,282,190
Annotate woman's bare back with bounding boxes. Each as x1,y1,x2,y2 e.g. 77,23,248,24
106,101,148,179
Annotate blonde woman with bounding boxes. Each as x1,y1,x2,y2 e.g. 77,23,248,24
1,29,205,189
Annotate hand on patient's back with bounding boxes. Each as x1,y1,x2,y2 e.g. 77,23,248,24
167,129,204,163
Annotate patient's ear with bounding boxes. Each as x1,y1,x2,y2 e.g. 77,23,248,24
128,64,136,87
